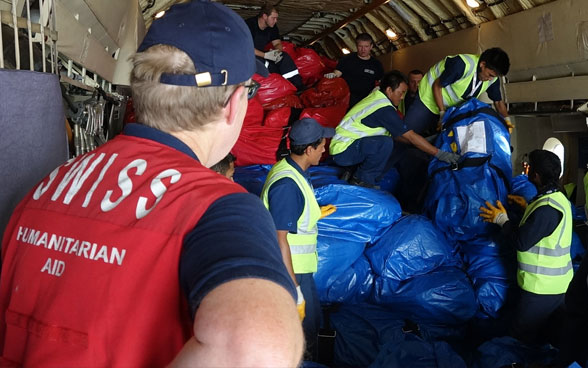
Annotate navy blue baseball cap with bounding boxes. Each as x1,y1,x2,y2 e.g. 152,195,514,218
289,118,335,146
137,0,268,87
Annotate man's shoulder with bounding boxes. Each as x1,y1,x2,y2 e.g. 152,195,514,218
245,16,258,30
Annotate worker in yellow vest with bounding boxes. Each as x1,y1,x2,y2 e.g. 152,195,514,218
405,48,513,137
261,118,336,361
480,149,573,344
330,70,460,189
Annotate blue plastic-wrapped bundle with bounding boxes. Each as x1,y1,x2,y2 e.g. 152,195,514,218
331,304,466,367
471,336,558,368
370,337,466,368
371,267,477,324
314,184,402,243
378,167,400,194
424,99,512,244
366,215,461,282
461,236,517,319
308,164,347,188
511,174,537,202
314,236,372,303
233,164,271,196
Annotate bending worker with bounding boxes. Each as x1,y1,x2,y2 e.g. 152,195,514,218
480,149,573,345
261,118,336,361
0,2,303,366
404,47,512,136
330,70,460,189
245,4,303,89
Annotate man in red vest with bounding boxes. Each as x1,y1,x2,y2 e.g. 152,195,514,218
0,1,303,366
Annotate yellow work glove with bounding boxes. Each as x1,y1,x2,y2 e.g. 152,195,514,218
296,285,306,321
507,194,527,209
504,116,514,134
479,200,509,227
320,204,337,219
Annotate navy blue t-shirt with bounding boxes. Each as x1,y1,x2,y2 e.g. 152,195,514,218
124,124,296,318
440,56,502,102
266,157,309,233
361,104,408,138
336,53,384,99
245,16,280,53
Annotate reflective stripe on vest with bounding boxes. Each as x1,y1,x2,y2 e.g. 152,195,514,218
418,54,496,114
260,159,321,274
329,90,393,155
516,191,573,294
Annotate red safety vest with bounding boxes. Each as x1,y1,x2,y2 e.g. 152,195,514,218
0,134,243,367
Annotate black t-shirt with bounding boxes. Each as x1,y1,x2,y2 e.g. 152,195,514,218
245,16,280,52
336,53,384,99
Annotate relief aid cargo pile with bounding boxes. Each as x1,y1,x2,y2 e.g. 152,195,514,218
231,55,586,366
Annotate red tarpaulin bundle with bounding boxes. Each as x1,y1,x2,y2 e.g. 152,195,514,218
232,108,290,166
262,94,303,111
253,73,297,106
264,107,291,128
320,55,338,72
300,106,346,161
300,77,350,109
281,41,298,60
294,48,325,87
243,95,264,127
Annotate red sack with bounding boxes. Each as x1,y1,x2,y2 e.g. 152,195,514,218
294,48,325,87
253,73,297,106
300,77,350,109
243,96,264,127
281,41,298,60
300,106,347,161
264,107,291,128
232,125,285,166
320,55,338,72
262,94,303,111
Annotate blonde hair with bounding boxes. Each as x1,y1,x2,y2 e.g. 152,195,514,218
130,44,238,132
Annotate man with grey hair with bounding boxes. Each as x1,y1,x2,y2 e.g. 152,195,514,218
0,1,303,366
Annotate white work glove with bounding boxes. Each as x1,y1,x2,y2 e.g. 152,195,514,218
435,150,460,164
296,285,306,321
324,72,336,79
264,50,283,63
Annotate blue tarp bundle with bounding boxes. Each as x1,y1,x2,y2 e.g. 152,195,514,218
424,99,512,244
314,184,402,244
314,236,373,304
233,164,271,196
366,215,461,281
331,304,466,367
371,266,478,324
370,338,466,368
511,174,537,202
471,336,558,368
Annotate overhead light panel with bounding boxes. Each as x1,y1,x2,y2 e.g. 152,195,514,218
466,0,480,8
154,10,166,19
342,48,350,54
385,28,397,39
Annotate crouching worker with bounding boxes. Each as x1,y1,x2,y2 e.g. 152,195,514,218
480,149,573,345
210,152,236,181
329,70,460,189
0,1,303,366
261,118,336,361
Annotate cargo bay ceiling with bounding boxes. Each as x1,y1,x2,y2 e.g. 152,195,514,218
140,0,556,59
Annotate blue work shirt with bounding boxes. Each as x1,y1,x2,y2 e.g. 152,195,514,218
124,124,296,317
266,156,311,233
440,56,502,102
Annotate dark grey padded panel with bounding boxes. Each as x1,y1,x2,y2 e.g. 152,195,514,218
0,69,68,241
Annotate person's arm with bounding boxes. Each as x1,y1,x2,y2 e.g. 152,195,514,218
254,48,266,58
432,78,445,114
277,230,297,285
170,278,303,367
502,205,562,252
494,100,508,118
177,193,303,366
272,39,283,52
401,130,439,156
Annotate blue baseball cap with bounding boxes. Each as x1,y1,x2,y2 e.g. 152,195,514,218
289,118,335,146
137,0,267,87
